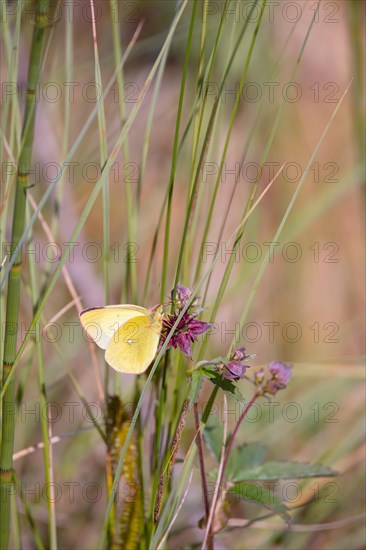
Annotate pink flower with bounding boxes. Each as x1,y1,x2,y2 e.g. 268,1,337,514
175,284,191,304
223,361,249,380
163,313,211,358
161,286,211,358
268,361,292,386
221,347,251,380
254,361,292,395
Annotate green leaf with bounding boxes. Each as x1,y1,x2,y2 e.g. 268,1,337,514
188,368,203,408
229,482,291,524
202,366,244,402
203,414,224,462
226,443,268,482
229,461,337,482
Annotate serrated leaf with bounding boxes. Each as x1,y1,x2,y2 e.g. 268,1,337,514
229,481,291,524
188,368,203,408
202,367,244,402
230,461,337,482
226,443,268,482
203,414,224,462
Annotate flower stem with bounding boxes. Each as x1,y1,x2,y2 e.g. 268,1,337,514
221,393,259,479
194,402,210,519
203,392,259,549
194,402,214,550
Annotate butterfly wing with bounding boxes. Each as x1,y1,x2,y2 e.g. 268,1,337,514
79,305,152,350
105,313,162,374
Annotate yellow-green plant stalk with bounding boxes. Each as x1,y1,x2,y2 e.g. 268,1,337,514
0,2,50,547
106,396,141,550
153,399,189,525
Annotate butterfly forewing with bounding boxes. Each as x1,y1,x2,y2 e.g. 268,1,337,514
79,305,151,350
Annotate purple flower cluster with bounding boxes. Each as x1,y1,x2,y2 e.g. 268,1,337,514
161,285,211,358
255,361,292,395
160,286,293,398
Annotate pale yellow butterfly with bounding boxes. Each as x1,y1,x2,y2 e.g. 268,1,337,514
79,305,162,374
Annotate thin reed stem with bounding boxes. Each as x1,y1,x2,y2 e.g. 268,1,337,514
161,0,199,302
109,0,137,303
27,205,57,549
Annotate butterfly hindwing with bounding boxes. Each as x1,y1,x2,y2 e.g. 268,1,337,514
105,314,162,374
